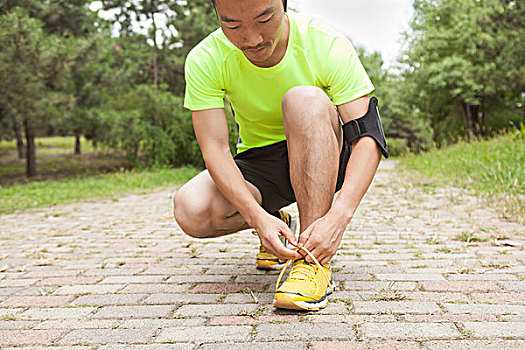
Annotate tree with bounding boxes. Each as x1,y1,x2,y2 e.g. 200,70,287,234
0,9,74,176
401,0,524,143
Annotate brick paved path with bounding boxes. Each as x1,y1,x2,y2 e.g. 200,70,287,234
0,160,524,349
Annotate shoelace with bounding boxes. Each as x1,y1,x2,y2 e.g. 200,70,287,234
275,246,333,294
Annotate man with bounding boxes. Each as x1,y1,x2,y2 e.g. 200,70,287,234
174,0,388,311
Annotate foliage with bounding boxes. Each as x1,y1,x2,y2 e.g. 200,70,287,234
102,84,203,168
400,0,525,144
356,46,433,154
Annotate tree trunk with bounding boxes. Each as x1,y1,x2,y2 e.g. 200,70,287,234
74,130,81,155
8,113,25,159
24,117,36,177
456,97,475,141
151,11,159,87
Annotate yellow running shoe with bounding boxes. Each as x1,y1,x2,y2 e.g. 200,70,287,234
273,248,333,311
255,210,296,270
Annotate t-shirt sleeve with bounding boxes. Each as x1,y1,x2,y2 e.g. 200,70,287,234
322,35,375,106
183,45,226,111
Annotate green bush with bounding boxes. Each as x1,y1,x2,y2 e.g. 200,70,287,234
386,138,410,157
101,84,204,168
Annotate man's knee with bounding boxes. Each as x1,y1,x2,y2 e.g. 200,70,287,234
173,186,211,239
282,86,331,113
282,86,338,135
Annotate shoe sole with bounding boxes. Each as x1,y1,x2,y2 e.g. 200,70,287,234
273,284,334,311
256,261,286,270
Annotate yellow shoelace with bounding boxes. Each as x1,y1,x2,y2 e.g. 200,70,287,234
275,246,333,294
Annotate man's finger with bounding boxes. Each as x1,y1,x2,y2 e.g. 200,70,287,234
269,234,301,260
280,225,298,247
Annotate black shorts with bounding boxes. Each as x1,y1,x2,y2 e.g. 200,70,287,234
234,137,351,213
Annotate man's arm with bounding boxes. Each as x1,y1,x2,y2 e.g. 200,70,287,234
331,95,382,221
299,95,381,264
192,108,301,259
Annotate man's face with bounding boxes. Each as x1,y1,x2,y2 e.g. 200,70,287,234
214,0,287,67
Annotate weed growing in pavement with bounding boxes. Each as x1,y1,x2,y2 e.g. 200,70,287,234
238,306,266,318
426,235,442,245
189,247,200,258
371,282,408,301
481,261,511,269
0,314,18,321
454,232,488,243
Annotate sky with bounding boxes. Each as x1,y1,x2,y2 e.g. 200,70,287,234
91,0,414,68
291,0,414,68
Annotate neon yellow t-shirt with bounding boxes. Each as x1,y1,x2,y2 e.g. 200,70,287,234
184,13,375,154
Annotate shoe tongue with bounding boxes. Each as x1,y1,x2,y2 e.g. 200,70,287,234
290,259,315,281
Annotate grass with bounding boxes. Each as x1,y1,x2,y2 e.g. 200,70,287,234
0,137,123,184
0,136,200,214
0,166,199,214
399,132,524,223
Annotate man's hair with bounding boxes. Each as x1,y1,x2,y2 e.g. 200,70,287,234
211,0,288,11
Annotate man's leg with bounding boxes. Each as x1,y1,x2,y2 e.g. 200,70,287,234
281,86,343,232
173,170,262,238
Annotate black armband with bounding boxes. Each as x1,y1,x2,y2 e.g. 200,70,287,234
342,97,389,158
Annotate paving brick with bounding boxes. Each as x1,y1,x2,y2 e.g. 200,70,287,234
209,315,300,325
20,307,96,320
35,319,120,329
37,277,101,286
166,275,231,283
361,323,461,340
119,318,206,328
353,301,441,314
501,281,525,292
420,281,501,292
0,287,24,296
442,303,525,315
255,323,355,341
470,292,525,304
223,292,274,304
58,329,156,345
83,268,143,276
461,321,525,338
343,281,417,291
71,294,145,306
0,321,38,330
118,283,190,294
100,276,166,284
192,283,267,293
176,303,260,317
375,274,445,281
0,330,66,345
143,293,220,304
311,341,421,350
22,270,80,278
0,295,73,307
156,326,251,342
447,274,517,281
92,305,175,319
0,279,38,287
200,342,306,350
100,345,194,350
422,340,525,349
400,314,498,322
54,284,124,295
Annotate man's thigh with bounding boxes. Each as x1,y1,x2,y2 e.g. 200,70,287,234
176,169,262,217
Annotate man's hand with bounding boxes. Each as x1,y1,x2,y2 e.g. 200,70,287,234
255,213,302,261
298,210,349,265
